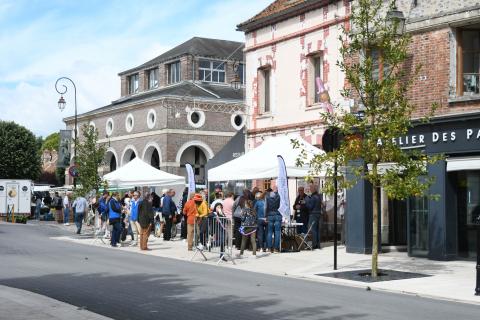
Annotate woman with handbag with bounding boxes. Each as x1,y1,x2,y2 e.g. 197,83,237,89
237,199,257,258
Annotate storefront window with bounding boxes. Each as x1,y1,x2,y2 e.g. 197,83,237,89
456,170,480,258
408,196,429,257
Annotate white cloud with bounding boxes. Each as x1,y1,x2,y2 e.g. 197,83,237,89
0,0,271,137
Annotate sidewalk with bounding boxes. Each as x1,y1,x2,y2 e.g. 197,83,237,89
0,285,112,320
52,223,480,305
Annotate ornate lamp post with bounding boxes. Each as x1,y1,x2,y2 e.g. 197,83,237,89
386,2,406,36
55,77,78,189
231,61,242,90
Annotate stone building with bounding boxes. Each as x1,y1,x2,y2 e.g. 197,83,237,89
63,37,246,185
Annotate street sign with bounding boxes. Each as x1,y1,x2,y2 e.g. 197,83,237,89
68,165,79,178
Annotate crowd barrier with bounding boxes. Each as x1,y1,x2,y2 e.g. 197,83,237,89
191,214,235,265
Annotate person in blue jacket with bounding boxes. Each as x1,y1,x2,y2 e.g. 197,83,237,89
108,192,123,247
254,191,267,252
266,186,282,253
161,189,176,241
129,191,141,247
306,184,323,250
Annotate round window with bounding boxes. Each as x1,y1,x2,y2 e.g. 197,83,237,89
187,110,205,128
89,121,96,132
106,118,114,136
230,112,245,130
147,109,156,129
125,113,134,133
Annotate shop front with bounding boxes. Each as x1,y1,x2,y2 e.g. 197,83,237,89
345,113,480,260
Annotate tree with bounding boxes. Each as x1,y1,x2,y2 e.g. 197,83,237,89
75,124,106,196
41,132,60,152
296,0,439,277
0,121,41,180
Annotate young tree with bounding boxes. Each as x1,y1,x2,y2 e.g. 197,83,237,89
296,0,439,277
75,124,106,197
0,121,41,180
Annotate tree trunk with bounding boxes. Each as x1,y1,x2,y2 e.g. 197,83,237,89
371,170,379,278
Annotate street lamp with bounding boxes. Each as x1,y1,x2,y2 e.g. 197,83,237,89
386,3,406,36
231,61,242,90
55,77,78,189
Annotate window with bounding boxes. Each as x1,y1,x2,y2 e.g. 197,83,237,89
148,68,159,89
106,118,114,136
128,74,139,94
147,109,156,129
125,113,134,133
231,112,245,130
199,59,225,83
238,63,245,84
187,110,205,128
458,30,480,95
258,67,271,113
369,48,390,81
307,54,323,105
168,61,181,84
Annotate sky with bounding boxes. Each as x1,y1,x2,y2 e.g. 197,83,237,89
0,0,271,137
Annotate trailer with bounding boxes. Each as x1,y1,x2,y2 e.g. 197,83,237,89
0,179,33,216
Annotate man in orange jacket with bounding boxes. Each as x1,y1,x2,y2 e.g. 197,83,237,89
183,193,198,251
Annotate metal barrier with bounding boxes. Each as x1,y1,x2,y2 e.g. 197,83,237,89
191,214,235,265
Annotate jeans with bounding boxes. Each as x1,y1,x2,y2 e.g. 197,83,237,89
64,207,70,223
35,206,41,220
110,220,122,246
257,219,267,249
74,211,84,233
308,213,321,249
267,215,282,250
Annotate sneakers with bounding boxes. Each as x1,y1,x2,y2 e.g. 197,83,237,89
273,249,280,254
236,253,243,258
197,244,204,250
64,223,70,226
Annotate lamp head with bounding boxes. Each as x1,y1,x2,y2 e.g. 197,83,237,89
58,96,66,111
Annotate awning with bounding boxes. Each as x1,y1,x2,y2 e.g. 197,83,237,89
446,157,480,172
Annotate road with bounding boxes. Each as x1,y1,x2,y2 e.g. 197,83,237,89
0,223,478,320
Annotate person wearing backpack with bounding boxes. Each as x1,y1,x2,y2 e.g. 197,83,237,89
108,192,122,247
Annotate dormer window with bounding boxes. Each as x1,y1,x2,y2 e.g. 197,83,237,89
199,59,225,83
168,61,181,84
148,68,159,89
128,74,139,94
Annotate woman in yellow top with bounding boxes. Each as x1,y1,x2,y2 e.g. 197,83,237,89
195,194,209,247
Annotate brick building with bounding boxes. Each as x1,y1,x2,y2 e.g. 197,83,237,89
64,37,246,185
345,0,480,260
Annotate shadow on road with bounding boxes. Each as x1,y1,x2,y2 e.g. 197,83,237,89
0,272,367,320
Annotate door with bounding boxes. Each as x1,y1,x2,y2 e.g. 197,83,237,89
408,196,429,257
457,170,480,258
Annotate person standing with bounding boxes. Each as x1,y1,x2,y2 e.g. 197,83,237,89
238,200,257,258
53,192,63,222
293,187,309,234
306,184,323,250
180,187,188,240
254,191,267,252
35,196,42,220
129,191,141,247
196,193,209,246
138,193,154,250
72,194,88,234
266,187,282,253
63,193,71,226
222,192,234,220
183,193,198,251
108,192,122,247
232,190,250,249
97,191,109,234
162,189,176,241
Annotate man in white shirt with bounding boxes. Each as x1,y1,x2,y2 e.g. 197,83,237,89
72,195,88,234
63,193,71,226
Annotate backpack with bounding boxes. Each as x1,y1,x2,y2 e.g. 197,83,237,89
56,197,63,207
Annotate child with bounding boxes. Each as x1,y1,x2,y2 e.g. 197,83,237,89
238,199,257,258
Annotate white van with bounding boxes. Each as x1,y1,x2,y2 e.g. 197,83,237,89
0,180,33,216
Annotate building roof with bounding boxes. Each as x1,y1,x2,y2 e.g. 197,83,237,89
64,81,244,121
237,0,328,33
119,37,245,75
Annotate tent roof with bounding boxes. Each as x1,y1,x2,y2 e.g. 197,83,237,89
103,158,185,188
208,135,323,181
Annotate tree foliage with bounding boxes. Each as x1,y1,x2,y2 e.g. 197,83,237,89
42,132,60,152
0,121,41,180
75,124,106,197
295,0,440,277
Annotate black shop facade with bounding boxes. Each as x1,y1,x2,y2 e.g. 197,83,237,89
345,112,480,260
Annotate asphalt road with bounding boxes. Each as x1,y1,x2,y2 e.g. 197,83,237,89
0,223,478,320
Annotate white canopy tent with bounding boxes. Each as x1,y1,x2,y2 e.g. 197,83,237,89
208,135,324,181
103,157,185,188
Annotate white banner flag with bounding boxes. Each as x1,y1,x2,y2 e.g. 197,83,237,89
277,155,290,222
185,163,196,195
